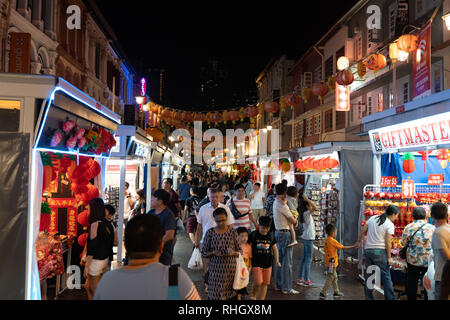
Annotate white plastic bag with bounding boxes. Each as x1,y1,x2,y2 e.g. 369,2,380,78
423,254,435,300
233,253,249,290
188,248,203,270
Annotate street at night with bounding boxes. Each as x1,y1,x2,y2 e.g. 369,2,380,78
0,0,449,310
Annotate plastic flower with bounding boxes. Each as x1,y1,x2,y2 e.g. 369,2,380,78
75,128,86,140
78,137,86,149
66,136,77,149
62,120,75,133
50,131,63,147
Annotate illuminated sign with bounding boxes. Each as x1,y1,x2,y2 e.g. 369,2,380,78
335,83,350,112
140,78,147,97
128,140,149,158
369,111,450,154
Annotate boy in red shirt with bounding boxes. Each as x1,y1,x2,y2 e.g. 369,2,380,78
320,224,359,299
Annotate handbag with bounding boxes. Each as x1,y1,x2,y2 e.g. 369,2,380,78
233,253,249,290
229,198,249,220
400,223,426,260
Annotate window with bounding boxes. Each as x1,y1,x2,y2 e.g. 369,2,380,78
368,96,372,115
295,121,303,140
358,101,363,119
389,89,394,108
95,46,101,79
313,65,322,83
314,114,321,135
389,3,397,39
306,118,313,136
355,34,363,60
0,100,21,132
377,92,383,112
403,82,409,103
325,110,333,132
336,111,346,130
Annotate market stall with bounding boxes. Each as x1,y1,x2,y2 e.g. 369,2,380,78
360,91,450,296
292,142,373,256
150,145,164,191
0,74,120,300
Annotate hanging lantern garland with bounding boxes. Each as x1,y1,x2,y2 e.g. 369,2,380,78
311,82,329,104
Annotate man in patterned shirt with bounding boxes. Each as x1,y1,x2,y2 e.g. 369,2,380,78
401,207,435,300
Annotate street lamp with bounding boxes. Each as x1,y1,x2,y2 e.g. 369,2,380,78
135,95,145,105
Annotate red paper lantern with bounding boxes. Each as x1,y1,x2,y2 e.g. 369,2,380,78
329,158,339,169
78,233,88,247
366,53,387,71
161,108,172,121
228,110,240,123
245,106,259,118
285,94,301,106
77,210,89,227
264,102,280,115
311,82,329,103
336,70,354,86
397,34,419,53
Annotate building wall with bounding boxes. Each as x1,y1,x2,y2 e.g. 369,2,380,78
4,0,58,74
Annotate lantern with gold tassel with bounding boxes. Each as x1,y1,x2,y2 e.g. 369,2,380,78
357,61,367,79
222,110,229,124
280,96,287,113
239,107,246,122
302,87,310,104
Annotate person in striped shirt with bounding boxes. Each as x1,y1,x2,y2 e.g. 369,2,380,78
227,184,259,232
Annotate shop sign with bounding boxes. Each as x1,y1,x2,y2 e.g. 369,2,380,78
9,33,31,73
335,83,350,112
413,21,431,99
402,179,415,199
428,174,444,186
380,176,397,187
369,112,450,154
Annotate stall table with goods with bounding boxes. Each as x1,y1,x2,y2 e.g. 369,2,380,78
357,149,450,297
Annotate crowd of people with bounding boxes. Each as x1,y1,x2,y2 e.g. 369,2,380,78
82,170,450,301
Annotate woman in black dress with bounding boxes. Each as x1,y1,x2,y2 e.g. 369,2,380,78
201,207,242,300
132,189,146,217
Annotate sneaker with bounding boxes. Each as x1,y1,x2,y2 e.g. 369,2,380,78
287,240,298,247
304,280,317,287
319,292,326,299
282,289,300,295
333,292,344,298
296,278,305,286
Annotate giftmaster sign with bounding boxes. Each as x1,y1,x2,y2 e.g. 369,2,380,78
369,112,450,154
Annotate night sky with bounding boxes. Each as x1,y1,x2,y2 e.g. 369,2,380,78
94,1,360,110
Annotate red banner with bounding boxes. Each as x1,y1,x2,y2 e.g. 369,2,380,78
380,176,397,188
428,174,444,186
67,207,78,238
49,207,58,234
413,21,431,99
9,33,31,74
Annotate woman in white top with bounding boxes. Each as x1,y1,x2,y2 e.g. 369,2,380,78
297,194,318,287
357,205,399,300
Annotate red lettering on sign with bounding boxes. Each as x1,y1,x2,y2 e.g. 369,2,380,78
438,120,449,140
396,105,405,114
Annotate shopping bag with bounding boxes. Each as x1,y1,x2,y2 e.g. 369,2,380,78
188,248,203,270
233,253,249,290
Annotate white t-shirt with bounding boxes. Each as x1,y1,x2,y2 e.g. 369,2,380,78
365,215,395,250
301,210,315,241
273,198,294,230
197,202,235,243
124,195,135,220
250,190,265,209
432,224,450,282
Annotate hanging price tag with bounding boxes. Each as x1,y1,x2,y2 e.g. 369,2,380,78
380,176,397,188
402,179,415,199
428,174,444,186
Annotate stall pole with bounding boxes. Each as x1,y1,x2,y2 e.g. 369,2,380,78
373,154,381,185
146,156,152,212
116,156,126,266
338,153,344,262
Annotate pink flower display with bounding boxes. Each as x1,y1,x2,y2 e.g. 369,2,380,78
75,128,86,140
62,120,75,133
66,136,77,149
50,131,63,147
78,137,86,149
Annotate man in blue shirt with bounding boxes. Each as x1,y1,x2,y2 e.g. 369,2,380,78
148,189,176,266
177,176,191,213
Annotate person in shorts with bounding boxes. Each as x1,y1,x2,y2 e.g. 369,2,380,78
248,216,281,300
185,186,201,244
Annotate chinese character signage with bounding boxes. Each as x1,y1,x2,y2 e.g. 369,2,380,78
413,21,431,99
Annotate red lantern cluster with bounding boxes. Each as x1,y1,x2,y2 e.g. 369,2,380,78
69,156,101,206
295,157,339,172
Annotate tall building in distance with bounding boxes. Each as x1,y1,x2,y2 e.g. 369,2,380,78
231,89,258,108
199,60,228,109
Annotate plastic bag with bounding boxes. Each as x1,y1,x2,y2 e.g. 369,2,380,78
188,248,203,270
233,253,249,290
